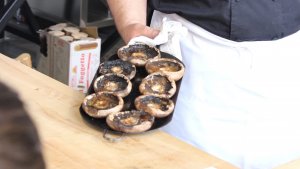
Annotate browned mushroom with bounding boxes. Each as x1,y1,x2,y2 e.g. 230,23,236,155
145,57,185,81
106,110,154,133
82,92,124,118
135,95,174,118
117,43,161,66
99,59,136,80
139,72,176,98
93,73,132,98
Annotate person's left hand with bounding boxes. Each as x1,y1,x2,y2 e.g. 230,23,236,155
119,23,160,44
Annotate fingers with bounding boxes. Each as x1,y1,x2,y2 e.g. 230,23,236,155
121,23,160,43
144,26,160,39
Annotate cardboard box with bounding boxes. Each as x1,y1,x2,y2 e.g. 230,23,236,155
46,26,101,93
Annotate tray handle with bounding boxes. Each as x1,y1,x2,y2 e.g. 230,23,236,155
103,129,126,142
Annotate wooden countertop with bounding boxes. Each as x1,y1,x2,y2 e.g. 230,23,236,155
274,160,300,169
0,53,239,169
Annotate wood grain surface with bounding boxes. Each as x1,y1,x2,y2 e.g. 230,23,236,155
0,53,239,169
274,159,300,169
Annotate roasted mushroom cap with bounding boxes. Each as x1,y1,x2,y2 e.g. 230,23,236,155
99,59,136,80
117,43,161,66
106,110,154,133
135,95,175,118
94,73,132,98
145,58,185,81
82,92,124,118
139,72,176,98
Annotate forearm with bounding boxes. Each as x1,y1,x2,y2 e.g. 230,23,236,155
107,0,148,42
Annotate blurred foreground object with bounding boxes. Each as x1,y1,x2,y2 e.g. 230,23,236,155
0,82,45,169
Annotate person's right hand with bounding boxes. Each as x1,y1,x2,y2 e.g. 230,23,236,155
120,23,160,44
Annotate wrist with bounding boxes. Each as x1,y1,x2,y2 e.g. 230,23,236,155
119,23,145,43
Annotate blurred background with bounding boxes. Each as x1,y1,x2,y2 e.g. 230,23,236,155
0,0,124,68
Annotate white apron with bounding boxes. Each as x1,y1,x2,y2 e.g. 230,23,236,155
150,11,300,169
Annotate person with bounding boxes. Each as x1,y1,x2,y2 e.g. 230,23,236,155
0,82,45,169
107,0,300,168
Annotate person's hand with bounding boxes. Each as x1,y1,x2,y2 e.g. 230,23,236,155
120,23,160,44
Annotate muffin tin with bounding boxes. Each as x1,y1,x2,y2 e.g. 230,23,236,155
80,48,184,134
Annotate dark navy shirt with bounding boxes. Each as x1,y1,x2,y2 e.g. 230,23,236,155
148,0,300,41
